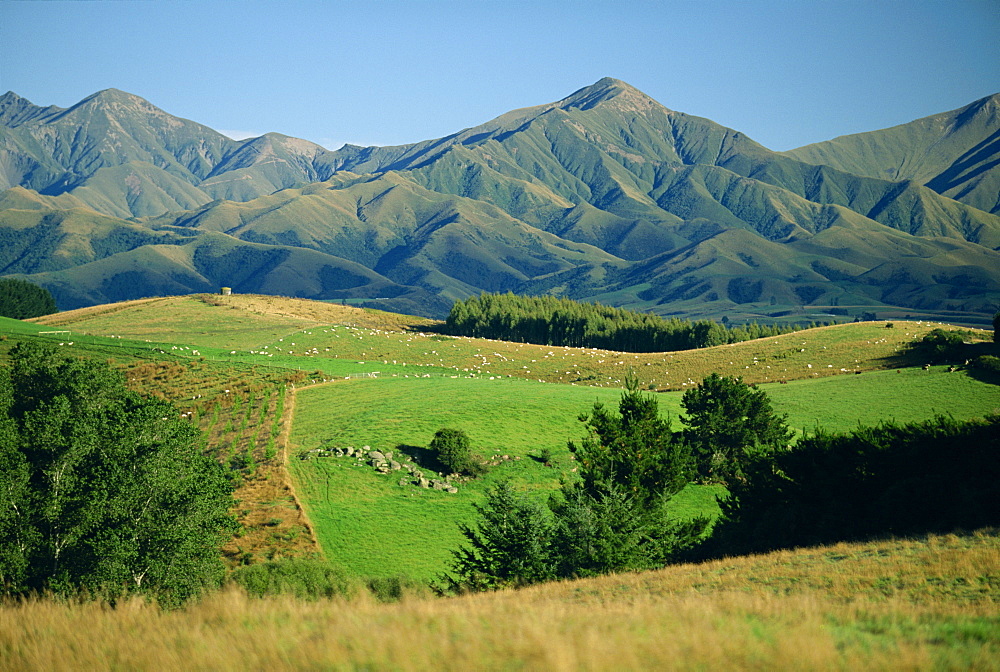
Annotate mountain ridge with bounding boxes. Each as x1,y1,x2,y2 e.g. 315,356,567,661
2,79,999,323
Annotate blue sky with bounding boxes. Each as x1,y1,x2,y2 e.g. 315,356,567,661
2,0,997,151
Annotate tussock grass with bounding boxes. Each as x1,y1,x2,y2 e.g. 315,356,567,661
2,531,996,670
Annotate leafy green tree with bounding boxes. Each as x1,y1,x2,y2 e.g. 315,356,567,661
0,278,58,319
438,481,553,592
430,427,485,477
0,342,236,605
681,373,792,482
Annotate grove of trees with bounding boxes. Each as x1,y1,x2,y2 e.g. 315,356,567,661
0,278,58,319
442,292,810,353
439,378,712,592
0,343,236,606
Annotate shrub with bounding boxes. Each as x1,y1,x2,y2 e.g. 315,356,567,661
973,355,1000,375
229,559,354,600
429,428,485,477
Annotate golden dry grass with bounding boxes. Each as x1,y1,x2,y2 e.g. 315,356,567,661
1,531,996,671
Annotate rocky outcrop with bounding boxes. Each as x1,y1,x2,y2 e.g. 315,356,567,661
300,444,458,493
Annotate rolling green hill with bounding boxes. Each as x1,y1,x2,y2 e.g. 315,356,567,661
3,80,1000,322
19,294,1000,583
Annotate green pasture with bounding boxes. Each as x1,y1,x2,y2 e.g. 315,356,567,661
289,367,1000,582
764,366,1000,434
11,302,1000,584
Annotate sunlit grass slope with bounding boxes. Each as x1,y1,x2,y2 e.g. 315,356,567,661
288,366,1000,581
29,292,982,389
20,293,1000,582
1,530,996,671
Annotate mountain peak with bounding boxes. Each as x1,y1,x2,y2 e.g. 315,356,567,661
81,88,153,107
0,91,63,127
558,77,667,114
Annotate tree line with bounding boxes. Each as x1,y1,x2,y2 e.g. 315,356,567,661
442,292,816,352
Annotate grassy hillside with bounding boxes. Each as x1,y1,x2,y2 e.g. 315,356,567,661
15,294,1000,581
287,366,1000,581
2,530,996,670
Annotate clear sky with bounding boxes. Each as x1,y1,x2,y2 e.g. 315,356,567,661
2,0,997,151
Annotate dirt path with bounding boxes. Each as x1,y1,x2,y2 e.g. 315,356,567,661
221,382,325,566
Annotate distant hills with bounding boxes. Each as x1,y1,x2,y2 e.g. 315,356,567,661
2,79,999,322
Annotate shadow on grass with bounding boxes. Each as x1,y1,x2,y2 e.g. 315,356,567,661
393,444,447,473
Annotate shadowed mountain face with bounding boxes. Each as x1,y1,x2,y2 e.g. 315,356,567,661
2,79,999,321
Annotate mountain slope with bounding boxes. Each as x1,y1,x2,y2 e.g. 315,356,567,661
0,89,346,217
784,93,1000,215
326,78,1000,250
2,80,1000,323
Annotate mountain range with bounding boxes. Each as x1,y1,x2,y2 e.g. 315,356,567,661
2,78,999,322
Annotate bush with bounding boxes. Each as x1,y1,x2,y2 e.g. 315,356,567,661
973,355,1000,375
913,328,968,362
229,559,354,600
430,428,485,477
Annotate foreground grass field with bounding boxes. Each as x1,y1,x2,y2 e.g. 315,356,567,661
2,530,996,670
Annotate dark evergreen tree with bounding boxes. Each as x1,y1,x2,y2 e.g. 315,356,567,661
569,376,692,506
0,342,236,606
0,278,58,319
993,311,999,343
438,481,554,592
681,373,793,482
440,381,706,592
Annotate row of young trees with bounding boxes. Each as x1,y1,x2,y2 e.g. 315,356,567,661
439,374,793,591
442,293,808,352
